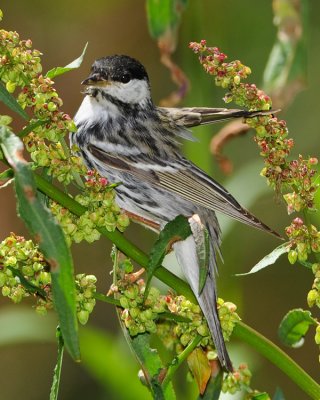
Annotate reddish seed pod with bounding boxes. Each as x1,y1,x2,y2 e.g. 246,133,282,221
293,217,304,226
99,177,108,186
309,157,318,165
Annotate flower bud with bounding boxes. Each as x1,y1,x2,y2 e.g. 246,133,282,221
84,300,95,313
22,265,34,276
233,75,241,85
47,102,57,112
119,296,129,309
255,125,267,138
145,320,157,333
124,285,139,299
6,81,16,93
180,333,192,346
312,264,320,275
38,271,51,285
2,286,10,296
288,250,298,265
36,304,47,315
206,350,218,360
139,309,154,322
0,115,12,126
129,307,140,319
77,309,89,325
197,324,209,337
0,272,6,287
307,289,318,307
315,325,320,345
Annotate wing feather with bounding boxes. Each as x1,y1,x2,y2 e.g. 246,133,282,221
88,143,281,238
158,107,276,128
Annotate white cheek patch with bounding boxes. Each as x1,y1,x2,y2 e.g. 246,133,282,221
104,79,150,104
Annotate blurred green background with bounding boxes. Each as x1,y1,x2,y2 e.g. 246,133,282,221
0,1,319,399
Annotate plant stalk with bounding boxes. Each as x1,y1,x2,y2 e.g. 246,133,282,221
28,172,320,398
233,321,320,400
162,334,202,389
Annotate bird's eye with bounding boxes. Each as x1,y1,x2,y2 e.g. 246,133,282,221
119,73,131,83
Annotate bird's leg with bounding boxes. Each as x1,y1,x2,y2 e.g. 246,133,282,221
123,210,161,231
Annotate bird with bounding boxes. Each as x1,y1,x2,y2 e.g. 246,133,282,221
71,54,280,372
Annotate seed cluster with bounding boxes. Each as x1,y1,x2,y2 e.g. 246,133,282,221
0,13,129,328
116,272,239,359
307,264,320,309
75,274,97,325
222,363,252,395
0,29,41,92
286,218,320,264
19,73,84,183
189,40,319,269
50,171,129,246
0,234,51,310
0,233,97,324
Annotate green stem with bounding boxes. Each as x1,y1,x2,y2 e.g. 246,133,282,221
33,173,195,301
94,292,121,306
233,321,320,400
18,119,50,138
49,328,64,400
27,172,320,397
162,334,202,389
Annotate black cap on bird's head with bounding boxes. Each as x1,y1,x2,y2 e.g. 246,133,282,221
81,55,149,86
81,55,151,104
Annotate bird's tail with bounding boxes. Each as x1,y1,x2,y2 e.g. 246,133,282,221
174,234,233,371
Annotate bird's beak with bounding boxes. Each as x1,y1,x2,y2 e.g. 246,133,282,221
81,73,110,87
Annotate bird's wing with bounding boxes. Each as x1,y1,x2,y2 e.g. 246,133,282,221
88,143,281,238
157,107,275,128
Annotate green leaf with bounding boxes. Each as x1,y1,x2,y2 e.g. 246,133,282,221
50,327,64,400
0,168,14,188
131,333,176,400
298,260,313,269
162,334,202,390
252,393,270,400
0,126,79,360
112,249,175,399
273,387,286,400
0,168,14,180
146,0,187,39
187,347,211,395
79,328,152,400
189,215,210,294
146,215,192,296
0,83,29,120
236,243,290,276
278,309,316,347
45,43,88,79
197,369,223,400
263,0,308,95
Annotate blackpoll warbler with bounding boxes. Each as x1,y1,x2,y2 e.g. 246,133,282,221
71,55,279,371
